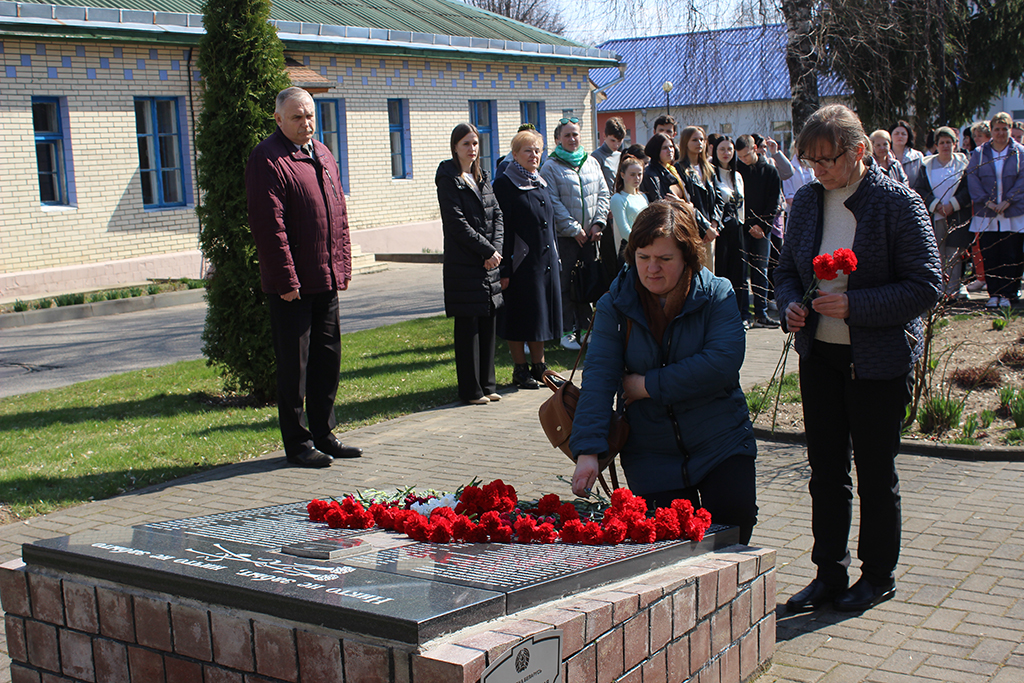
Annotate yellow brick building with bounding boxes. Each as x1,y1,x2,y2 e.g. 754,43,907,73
0,0,620,299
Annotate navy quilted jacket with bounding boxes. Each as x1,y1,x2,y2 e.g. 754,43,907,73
774,159,941,380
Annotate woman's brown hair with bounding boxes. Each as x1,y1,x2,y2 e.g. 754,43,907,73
625,199,705,272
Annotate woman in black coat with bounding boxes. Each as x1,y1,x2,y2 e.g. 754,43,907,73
493,129,562,389
435,123,504,405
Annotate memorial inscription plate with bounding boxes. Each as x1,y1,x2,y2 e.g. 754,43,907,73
24,503,738,644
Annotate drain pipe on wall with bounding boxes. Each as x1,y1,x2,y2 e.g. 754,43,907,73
590,62,628,149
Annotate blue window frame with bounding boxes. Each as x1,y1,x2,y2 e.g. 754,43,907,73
134,97,186,207
316,98,349,194
469,100,498,178
388,99,411,179
33,97,71,205
520,100,547,150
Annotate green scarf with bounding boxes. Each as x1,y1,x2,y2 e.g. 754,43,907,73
551,144,588,168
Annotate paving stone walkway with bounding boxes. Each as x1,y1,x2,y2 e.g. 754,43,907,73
2,325,1022,681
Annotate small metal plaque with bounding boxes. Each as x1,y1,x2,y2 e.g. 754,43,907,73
482,630,562,683
280,537,374,561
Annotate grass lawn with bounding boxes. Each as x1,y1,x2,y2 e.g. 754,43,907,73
0,315,579,520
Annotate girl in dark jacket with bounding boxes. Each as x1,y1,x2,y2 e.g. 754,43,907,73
436,123,504,404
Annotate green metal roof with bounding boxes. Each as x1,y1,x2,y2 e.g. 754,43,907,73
10,0,584,47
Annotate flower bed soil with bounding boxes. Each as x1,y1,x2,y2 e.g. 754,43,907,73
751,305,1024,448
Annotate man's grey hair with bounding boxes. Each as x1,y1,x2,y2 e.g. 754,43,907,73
275,86,312,114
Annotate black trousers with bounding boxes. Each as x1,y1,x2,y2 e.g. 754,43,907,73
799,341,907,587
557,237,596,334
715,226,749,319
453,314,497,401
644,454,758,545
267,291,341,457
979,231,1024,300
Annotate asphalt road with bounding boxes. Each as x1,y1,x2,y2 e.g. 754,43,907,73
0,262,444,399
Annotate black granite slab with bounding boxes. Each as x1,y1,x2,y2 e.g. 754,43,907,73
24,503,739,645
24,528,504,644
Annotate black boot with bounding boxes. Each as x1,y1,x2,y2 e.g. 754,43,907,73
530,362,548,382
513,363,540,389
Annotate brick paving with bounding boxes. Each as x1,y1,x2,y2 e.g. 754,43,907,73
2,319,1023,680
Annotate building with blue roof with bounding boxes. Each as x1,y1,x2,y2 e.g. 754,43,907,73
590,24,846,151
0,0,621,299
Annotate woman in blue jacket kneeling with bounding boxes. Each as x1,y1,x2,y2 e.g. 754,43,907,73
569,200,758,544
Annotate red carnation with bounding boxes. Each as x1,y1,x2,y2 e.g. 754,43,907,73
452,516,476,541
832,248,857,275
534,522,558,544
428,520,453,543
558,503,580,523
561,519,584,544
630,518,657,544
582,521,604,545
514,516,538,543
405,515,430,542
491,525,514,543
610,488,633,509
602,518,628,544
479,510,502,533
812,253,837,281
307,499,330,522
537,494,561,515
324,508,347,529
654,507,681,540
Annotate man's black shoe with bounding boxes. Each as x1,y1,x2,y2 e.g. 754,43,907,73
786,579,846,613
286,448,333,468
314,435,363,459
833,577,895,612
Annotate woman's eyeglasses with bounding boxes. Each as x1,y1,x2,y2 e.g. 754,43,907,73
798,150,846,169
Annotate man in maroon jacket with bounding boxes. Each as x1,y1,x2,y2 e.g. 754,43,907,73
246,86,361,467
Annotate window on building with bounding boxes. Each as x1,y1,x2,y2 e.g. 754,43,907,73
33,97,70,205
388,99,411,179
469,100,498,178
135,97,186,207
772,120,793,154
316,98,349,194
520,100,547,147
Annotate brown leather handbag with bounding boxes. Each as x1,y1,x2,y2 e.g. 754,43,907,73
538,320,631,492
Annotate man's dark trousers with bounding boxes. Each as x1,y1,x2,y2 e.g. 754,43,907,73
267,290,341,456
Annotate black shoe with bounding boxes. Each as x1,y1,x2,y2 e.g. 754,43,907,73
833,577,895,612
786,579,847,614
286,447,333,468
529,362,548,382
513,363,540,389
314,435,363,459
751,317,780,329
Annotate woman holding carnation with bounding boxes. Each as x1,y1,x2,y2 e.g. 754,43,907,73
569,199,758,544
775,104,940,614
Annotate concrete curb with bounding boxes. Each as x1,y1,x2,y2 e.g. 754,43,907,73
0,288,206,329
753,425,1024,462
374,253,445,263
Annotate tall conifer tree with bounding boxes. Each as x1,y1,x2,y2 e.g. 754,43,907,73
196,0,290,401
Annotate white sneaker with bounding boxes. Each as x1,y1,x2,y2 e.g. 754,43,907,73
560,333,581,351
968,280,986,292
986,296,1000,308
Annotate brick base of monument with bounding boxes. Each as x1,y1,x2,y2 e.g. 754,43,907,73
1,546,775,683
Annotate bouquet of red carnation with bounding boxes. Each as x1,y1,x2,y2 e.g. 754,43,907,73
804,248,857,306
307,481,712,546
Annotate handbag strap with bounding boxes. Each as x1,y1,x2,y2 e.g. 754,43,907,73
567,316,632,384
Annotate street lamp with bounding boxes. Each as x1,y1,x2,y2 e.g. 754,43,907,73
662,81,673,116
